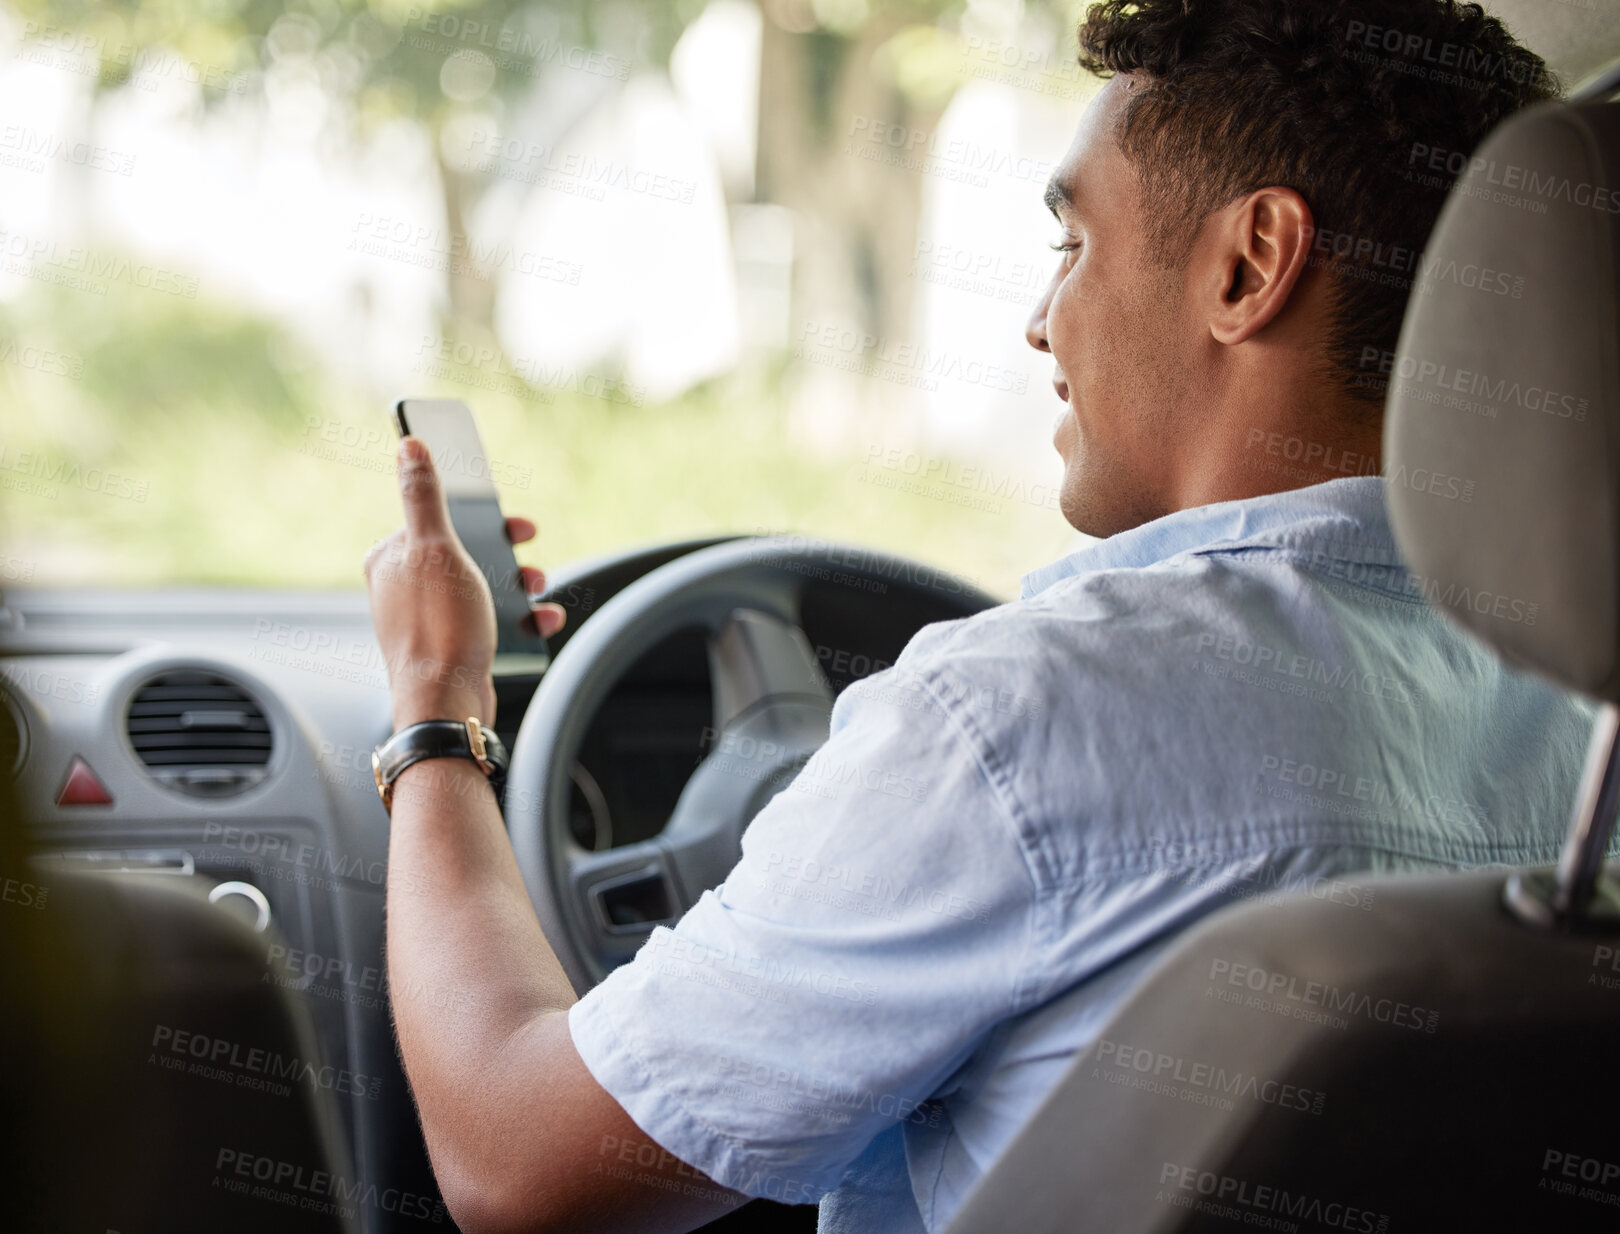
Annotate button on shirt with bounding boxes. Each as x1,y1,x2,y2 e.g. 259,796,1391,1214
567,476,1594,1232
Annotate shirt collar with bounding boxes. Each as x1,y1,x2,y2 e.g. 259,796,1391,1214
1019,477,1397,600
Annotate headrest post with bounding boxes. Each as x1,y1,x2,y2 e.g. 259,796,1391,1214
1553,703,1620,916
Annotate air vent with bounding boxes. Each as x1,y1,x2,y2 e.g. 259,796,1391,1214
126,670,272,797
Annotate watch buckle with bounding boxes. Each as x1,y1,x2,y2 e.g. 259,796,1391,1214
371,747,392,811
465,716,493,775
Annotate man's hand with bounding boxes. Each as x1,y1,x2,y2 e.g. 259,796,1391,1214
362,439,745,1233
363,435,566,730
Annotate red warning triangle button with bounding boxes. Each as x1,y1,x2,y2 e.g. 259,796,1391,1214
56,756,113,806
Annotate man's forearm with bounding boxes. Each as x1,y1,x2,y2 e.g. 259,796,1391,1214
385,754,578,1185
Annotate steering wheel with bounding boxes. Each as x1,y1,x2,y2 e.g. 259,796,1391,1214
507,537,996,994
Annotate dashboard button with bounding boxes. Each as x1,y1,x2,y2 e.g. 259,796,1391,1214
208,880,272,933
55,756,113,806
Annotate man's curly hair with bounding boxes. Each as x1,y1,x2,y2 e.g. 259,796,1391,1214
1077,0,1560,405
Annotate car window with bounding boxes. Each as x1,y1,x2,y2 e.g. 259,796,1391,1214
0,0,1101,597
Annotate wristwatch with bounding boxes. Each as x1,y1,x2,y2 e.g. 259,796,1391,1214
371,717,509,814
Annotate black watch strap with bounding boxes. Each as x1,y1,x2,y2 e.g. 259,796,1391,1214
371,717,508,814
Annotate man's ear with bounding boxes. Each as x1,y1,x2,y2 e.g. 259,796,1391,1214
1204,187,1315,346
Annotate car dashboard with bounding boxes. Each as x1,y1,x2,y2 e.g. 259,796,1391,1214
0,534,986,1232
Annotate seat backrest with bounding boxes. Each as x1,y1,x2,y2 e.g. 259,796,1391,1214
945,868,1620,1233
945,94,1620,1234
4,867,359,1233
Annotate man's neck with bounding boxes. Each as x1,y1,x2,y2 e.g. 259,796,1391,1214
1170,389,1385,512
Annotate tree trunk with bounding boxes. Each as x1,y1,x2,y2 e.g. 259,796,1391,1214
757,13,946,448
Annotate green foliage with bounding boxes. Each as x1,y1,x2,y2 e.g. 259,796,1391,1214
0,0,1092,593
8,0,988,127
0,280,1073,596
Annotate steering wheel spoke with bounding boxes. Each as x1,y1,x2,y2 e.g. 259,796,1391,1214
564,840,685,969
562,611,833,976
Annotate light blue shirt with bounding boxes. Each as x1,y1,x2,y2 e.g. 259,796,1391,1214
568,476,1593,1232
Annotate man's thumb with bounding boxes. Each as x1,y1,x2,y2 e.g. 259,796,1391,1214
398,436,450,538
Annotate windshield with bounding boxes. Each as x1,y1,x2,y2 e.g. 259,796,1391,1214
0,0,1106,598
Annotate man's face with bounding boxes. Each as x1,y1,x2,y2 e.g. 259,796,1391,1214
1027,75,1197,538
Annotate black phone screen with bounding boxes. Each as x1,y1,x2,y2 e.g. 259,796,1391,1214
393,398,550,674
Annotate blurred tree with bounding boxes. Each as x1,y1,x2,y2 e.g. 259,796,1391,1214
5,0,1082,374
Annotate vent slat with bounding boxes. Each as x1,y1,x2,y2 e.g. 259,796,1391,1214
136,750,272,766
130,736,272,752
131,685,252,702
126,671,274,795
127,712,268,731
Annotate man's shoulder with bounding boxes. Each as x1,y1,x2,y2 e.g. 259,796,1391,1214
894,547,1318,694
844,538,1581,881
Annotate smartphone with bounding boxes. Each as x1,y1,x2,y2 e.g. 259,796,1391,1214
393,398,550,674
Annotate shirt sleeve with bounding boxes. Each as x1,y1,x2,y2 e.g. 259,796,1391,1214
567,662,1044,1205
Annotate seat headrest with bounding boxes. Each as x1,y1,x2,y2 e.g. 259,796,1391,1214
1384,99,1620,701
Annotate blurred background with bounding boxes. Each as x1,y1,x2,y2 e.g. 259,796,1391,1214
0,0,1106,599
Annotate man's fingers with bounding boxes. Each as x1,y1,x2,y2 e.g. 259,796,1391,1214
505,516,537,544
398,437,451,539
518,564,547,597
515,565,565,637
531,602,567,639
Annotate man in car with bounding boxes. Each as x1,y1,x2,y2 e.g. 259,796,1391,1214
363,3,1583,1231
